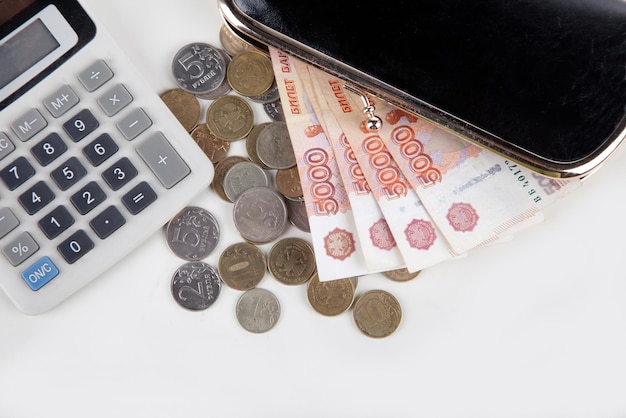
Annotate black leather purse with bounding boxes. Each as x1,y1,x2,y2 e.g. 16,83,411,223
218,0,626,179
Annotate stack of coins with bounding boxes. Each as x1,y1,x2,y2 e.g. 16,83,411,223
159,25,418,338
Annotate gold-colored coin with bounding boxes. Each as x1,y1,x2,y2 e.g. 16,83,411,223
275,165,303,200
352,289,402,338
212,155,248,201
382,267,422,282
306,272,356,316
206,95,254,141
268,237,316,286
219,24,261,56
245,122,271,169
227,50,275,97
218,242,267,290
190,124,230,164
160,88,200,132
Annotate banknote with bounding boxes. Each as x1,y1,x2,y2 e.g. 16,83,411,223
308,67,459,272
287,54,408,273
268,47,375,281
363,98,583,252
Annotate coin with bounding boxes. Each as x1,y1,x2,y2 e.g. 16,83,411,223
285,199,310,233
263,100,285,122
218,241,267,290
267,237,316,286
232,187,287,244
206,95,254,141
213,155,248,201
223,160,269,202
383,267,422,282
171,262,222,311
236,288,281,333
245,122,271,169
256,121,296,169
171,42,228,97
306,272,356,316
352,290,402,338
275,165,303,200
219,24,260,56
160,88,200,132
190,124,230,164
249,81,280,104
165,206,220,261
196,48,233,100
227,50,275,97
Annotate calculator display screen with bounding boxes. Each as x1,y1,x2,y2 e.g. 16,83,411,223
0,0,96,109
0,17,60,90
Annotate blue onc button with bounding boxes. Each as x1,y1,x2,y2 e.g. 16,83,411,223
21,256,59,291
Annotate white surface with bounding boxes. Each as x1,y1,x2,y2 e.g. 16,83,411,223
2,1,626,417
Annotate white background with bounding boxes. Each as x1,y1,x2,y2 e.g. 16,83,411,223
2,1,626,417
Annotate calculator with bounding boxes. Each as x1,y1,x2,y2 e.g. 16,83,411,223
0,0,214,314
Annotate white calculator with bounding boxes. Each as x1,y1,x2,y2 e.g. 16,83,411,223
0,0,214,314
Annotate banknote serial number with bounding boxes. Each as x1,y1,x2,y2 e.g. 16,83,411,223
504,160,549,203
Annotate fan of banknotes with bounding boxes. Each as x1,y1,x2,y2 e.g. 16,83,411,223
268,47,582,282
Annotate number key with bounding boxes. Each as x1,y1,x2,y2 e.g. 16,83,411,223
57,230,94,264
63,109,99,142
0,156,35,190
83,133,118,166
38,205,75,239
18,181,55,215
70,181,106,215
31,132,68,166
51,157,87,191
102,157,137,190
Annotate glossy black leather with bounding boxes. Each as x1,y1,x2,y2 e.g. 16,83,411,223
233,0,626,164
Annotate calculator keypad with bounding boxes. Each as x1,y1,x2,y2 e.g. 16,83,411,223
0,57,189,295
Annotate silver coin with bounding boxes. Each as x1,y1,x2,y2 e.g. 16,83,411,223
172,42,228,97
263,99,285,122
171,262,222,311
195,48,233,100
248,81,280,103
232,187,287,244
223,160,269,202
256,122,296,169
166,206,220,261
285,199,310,233
236,288,281,333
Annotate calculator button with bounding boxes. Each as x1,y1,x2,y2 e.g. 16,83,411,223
122,181,157,215
50,157,87,191
38,205,75,239
31,132,68,166
21,256,59,291
137,132,190,189
18,181,55,215
78,59,114,92
82,133,119,166
2,231,39,266
11,108,47,142
63,109,99,142
97,84,133,116
116,108,152,140
102,157,138,190
0,156,36,190
0,207,19,239
43,85,80,118
0,132,16,162
70,181,106,215
90,206,126,239
57,230,94,264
